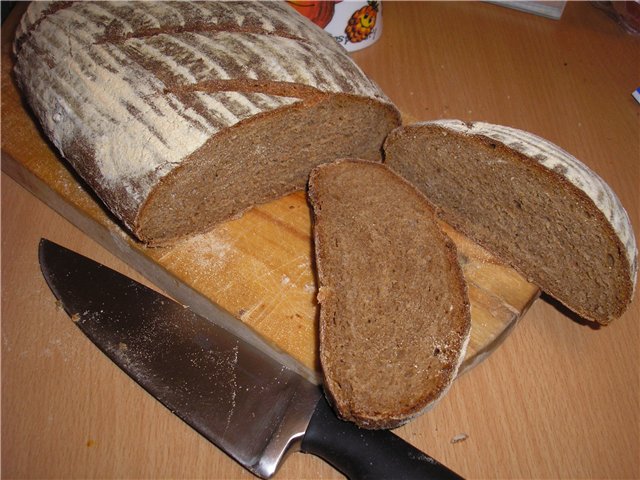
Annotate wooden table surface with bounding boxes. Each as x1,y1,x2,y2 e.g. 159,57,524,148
2,2,638,479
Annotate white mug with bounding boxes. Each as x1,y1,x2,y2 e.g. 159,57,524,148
287,1,383,52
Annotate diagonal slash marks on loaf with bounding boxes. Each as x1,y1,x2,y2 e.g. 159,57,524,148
95,23,312,46
164,79,326,105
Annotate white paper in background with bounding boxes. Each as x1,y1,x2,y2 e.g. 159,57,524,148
485,1,567,19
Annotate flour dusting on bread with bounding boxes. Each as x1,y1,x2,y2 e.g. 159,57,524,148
14,1,400,244
384,121,636,324
429,119,637,286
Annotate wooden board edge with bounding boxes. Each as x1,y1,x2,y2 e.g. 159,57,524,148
1,152,321,385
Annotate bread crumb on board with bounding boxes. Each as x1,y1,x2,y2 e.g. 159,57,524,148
450,433,469,444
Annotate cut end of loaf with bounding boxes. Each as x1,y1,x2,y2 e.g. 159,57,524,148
308,159,471,429
384,122,636,325
14,1,402,247
136,96,400,245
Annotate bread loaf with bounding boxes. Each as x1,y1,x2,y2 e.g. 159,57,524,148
308,159,471,429
384,120,637,325
13,1,401,245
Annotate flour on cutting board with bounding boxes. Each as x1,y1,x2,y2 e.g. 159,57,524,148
451,433,469,444
159,227,237,276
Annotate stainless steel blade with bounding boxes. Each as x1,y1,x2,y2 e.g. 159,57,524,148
38,239,321,478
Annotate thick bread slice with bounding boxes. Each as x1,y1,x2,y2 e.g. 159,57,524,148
308,159,471,429
384,120,637,325
13,1,400,245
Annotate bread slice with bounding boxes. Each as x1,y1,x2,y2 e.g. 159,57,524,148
13,1,400,245
384,120,637,325
308,159,471,429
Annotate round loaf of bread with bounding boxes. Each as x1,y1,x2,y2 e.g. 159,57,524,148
308,159,471,429
384,120,637,325
13,1,400,245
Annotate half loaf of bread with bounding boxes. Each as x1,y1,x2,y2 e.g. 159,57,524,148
384,120,637,325
308,159,471,429
13,1,400,245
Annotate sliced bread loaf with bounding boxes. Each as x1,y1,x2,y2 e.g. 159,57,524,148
308,159,471,429
384,120,637,325
13,1,400,245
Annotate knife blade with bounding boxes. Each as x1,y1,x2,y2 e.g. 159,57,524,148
38,239,463,480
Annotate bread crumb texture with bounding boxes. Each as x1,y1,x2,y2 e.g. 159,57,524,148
309,160,471,429
13,1,400,244
384,120,637,325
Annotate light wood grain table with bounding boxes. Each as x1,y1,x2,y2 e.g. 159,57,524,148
2,2,638,479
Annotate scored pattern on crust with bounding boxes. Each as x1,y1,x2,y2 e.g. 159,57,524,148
424,120,638,291
13,1,392,230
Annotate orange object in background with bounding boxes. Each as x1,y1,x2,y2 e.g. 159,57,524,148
286,0,383,51
287,0,341,29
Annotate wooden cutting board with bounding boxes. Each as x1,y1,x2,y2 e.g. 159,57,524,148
0,16,539,383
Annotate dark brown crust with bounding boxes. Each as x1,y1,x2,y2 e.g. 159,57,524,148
136,95,401,245
95,21,312,45
162,79,327,102
384,123,634,325
308,159,471,429
13,1,74,56
14,1,401,245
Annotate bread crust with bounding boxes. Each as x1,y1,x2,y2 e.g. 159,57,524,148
384,121,637,324
308,159,471,429
13,1,401,244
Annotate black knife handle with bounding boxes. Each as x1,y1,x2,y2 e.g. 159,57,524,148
301,397,464,480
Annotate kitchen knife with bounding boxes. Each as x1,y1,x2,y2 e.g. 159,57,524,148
38,239,463,480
